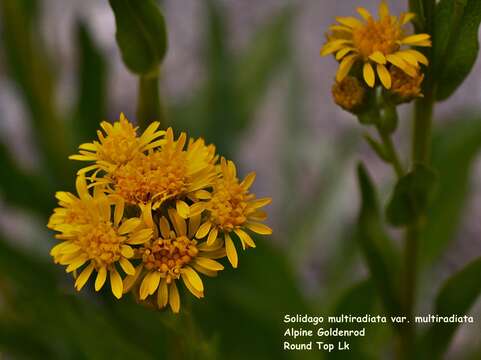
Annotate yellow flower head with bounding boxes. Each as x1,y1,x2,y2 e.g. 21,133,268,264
109,127,218,218
70,113,165,175
320,1,431,89
49,114,272,312
123,209,225,313
49,176,153,299
332,76,366,112
195,158,272,268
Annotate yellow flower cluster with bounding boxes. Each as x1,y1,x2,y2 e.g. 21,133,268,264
48,113,272,313
320,2,431,110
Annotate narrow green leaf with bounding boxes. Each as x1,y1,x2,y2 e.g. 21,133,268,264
421,257,481,358
357,164,401,318
434,0,481,100
386,164,437,227
109,0,168,75
421,116,481,264
73,21,107,143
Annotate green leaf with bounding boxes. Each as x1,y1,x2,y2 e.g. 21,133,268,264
434,0,481,100
386,164,437,227
72,21,107,143
357,164,401,318
109,0,168,75
421,116,481,264
420,257,481,359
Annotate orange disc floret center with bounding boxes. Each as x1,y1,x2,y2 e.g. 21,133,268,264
77,223,123,266
141,236,198,283
112,150,188,205
209,179,254,231
352,18,401,58
98,123,139,164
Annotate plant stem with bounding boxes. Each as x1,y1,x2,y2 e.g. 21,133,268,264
401,91,434,358
136,70,167,130
377,128,404,178
412,93,434,163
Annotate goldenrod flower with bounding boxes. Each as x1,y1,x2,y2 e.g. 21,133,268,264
70,113,165,175
320,1,431,89
109,127,217,219
195,158,272,268
123,209,225,313
390,66,424,101
49,114,272,312
332,76,366,112
49,176,153,299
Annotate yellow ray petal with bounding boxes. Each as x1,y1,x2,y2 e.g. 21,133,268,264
320,39,351,56
118,218,141,235
176,200,190,219
405,50,428,65
400,12,416,25
207,228,219,246
225,233,238,268
95,266,107,291
369,51,387,65
148,271,161,296
181,266,204,292
74,262,94,291
157,279,169,308
336,47,355,60
402,34,431,45
376,64,392,89
386,54,417,77
169,282,180,313
193,257,224,271
196,221,212,239
335,16,363,28
110,268,123,299
336,54,357,82
234,229,256,248
379,1,390,19
363,62,376,87
246,222,272,235
356,7,372,21
119,258,136,275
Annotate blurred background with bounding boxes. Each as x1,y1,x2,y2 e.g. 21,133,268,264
0,0,481,358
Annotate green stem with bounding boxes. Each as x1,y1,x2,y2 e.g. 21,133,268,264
400,92,434,359
412,93,434,164
377,128,404,178
136,70,167,130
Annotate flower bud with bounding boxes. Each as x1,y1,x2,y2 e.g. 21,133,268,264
389,66,424,103
332,76,366,113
